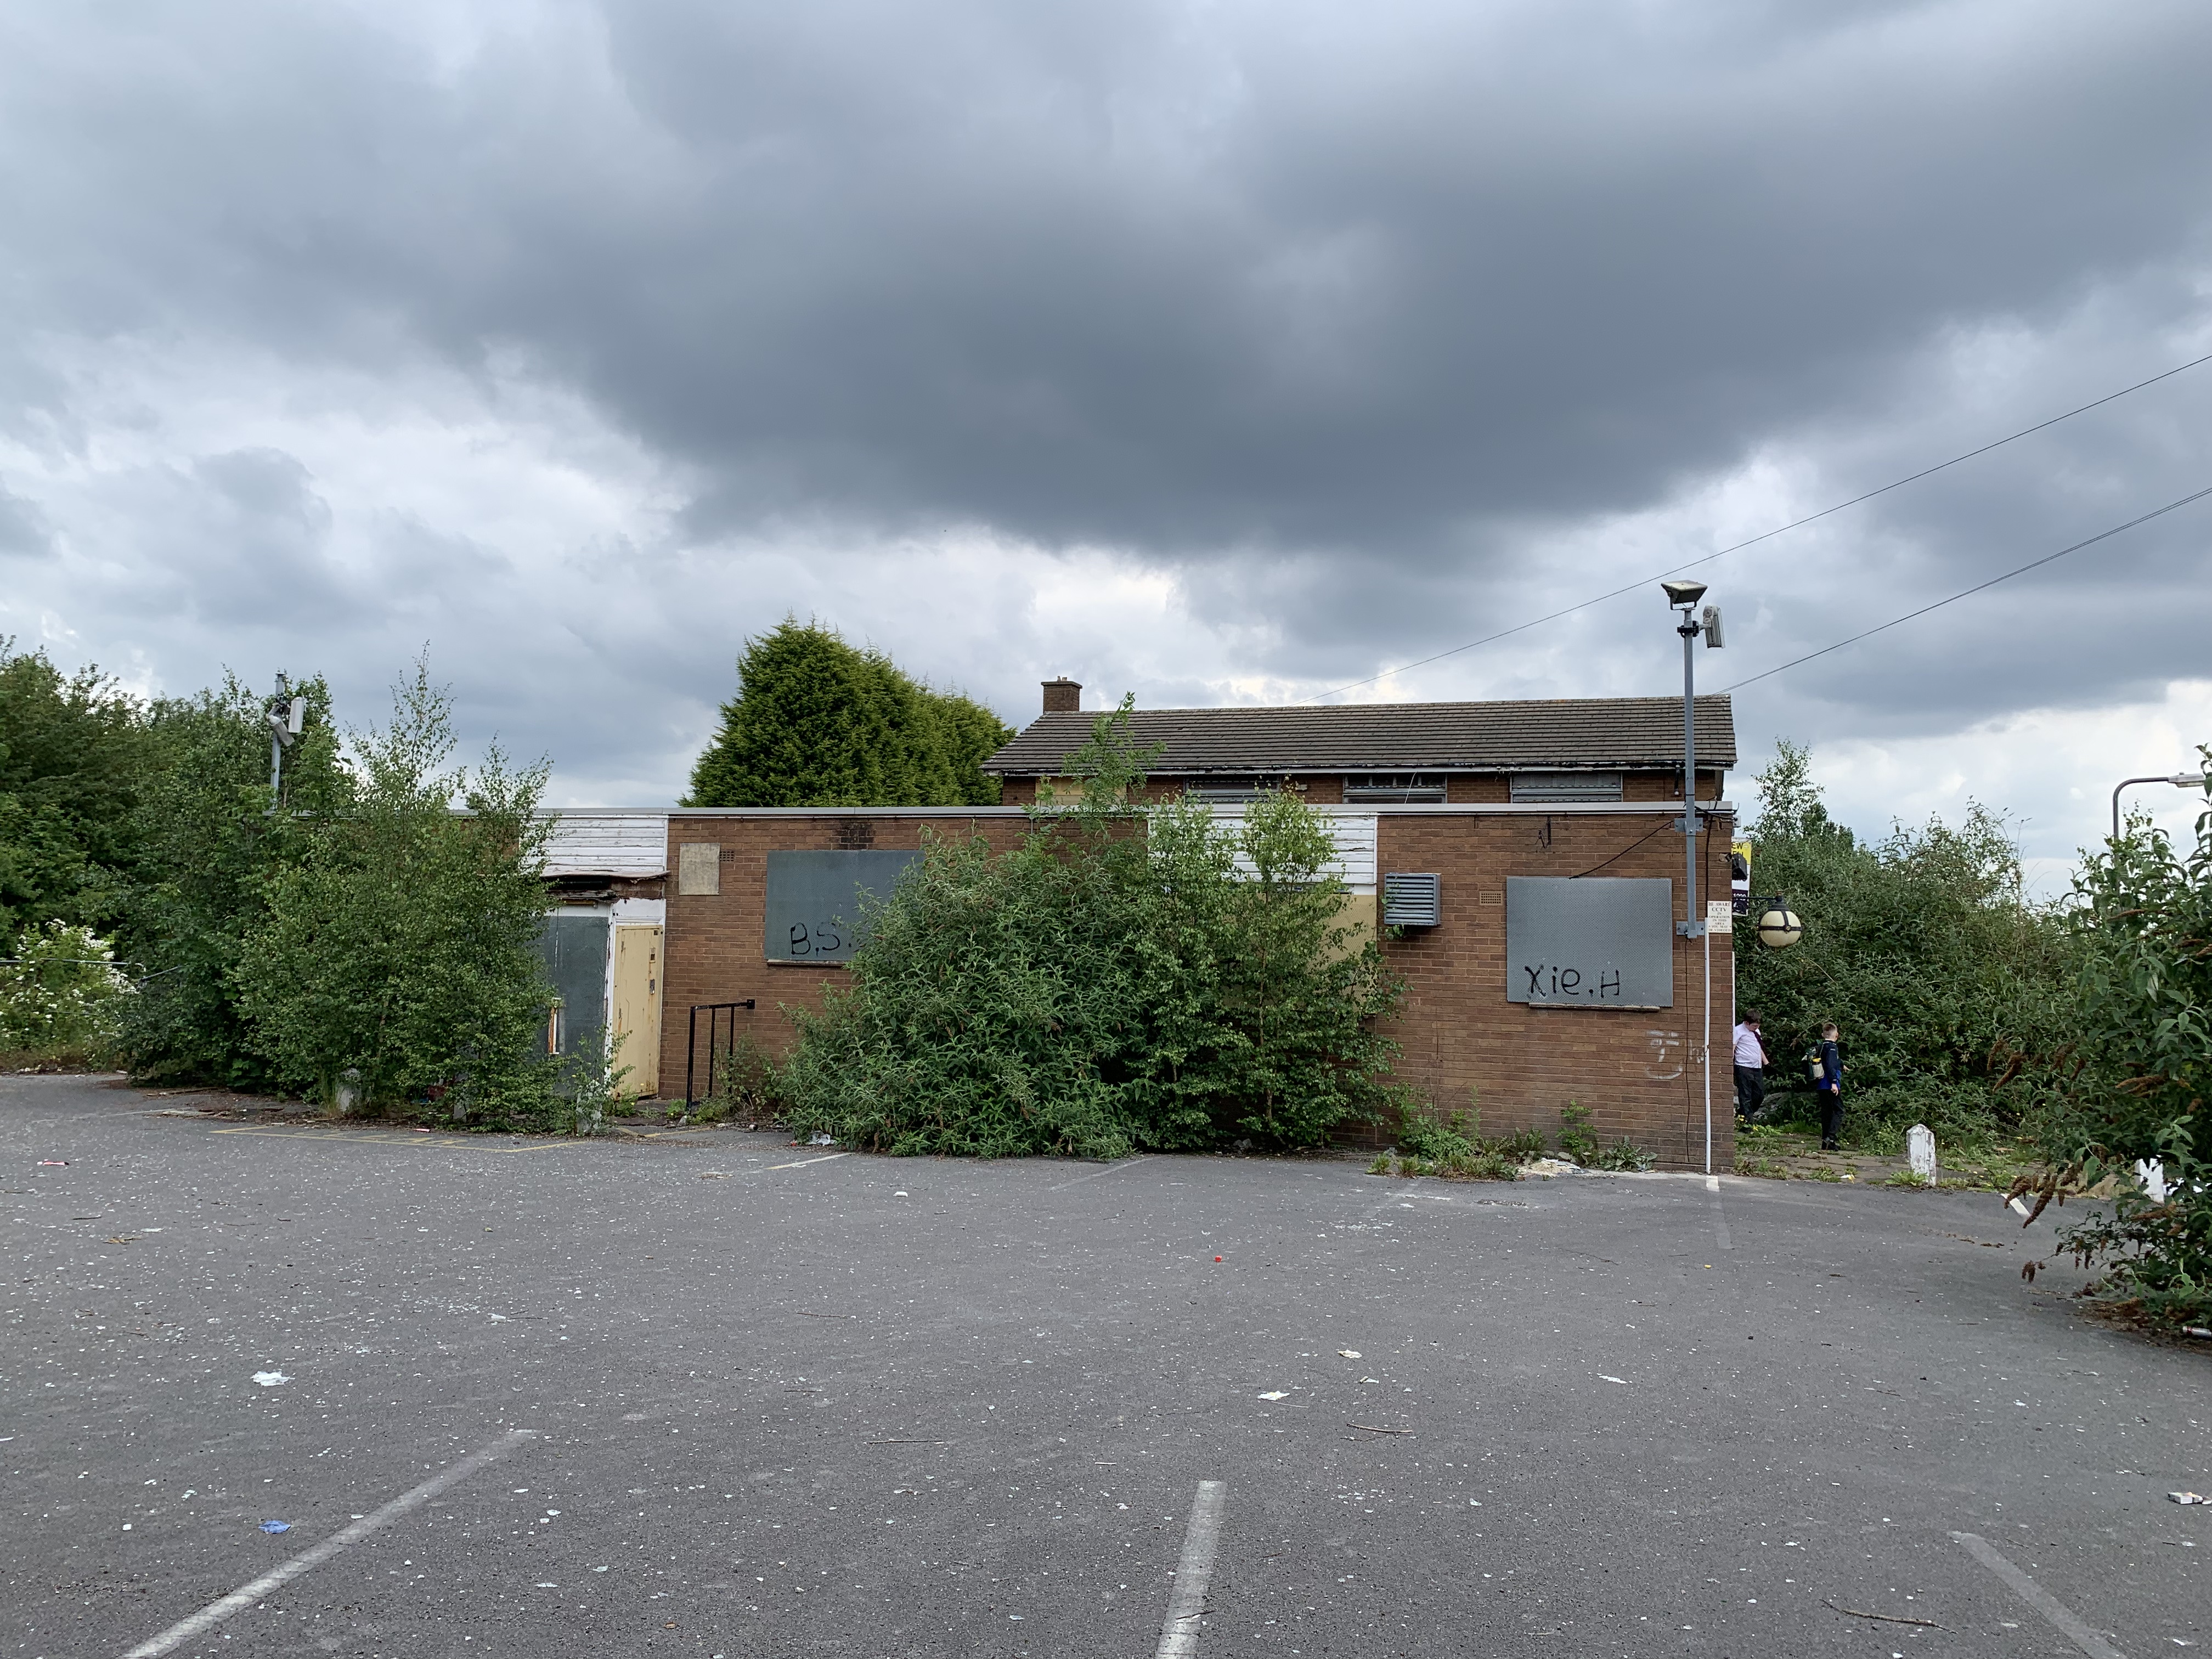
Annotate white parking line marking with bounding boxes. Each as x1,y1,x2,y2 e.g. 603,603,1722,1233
1049,1156,1145,1192
1155,1480,1226,1659
1711,1190,1732,1251
765,1152,849,1172
119,1430,535,1659
1951,1532,2126,1659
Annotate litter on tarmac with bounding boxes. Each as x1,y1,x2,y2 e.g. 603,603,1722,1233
259,1520,291,1533
2170,1492,2207,1505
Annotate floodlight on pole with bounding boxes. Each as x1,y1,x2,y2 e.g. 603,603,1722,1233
266,672,308,803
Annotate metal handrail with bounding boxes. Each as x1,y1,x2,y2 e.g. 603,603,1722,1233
685,1001,757,1106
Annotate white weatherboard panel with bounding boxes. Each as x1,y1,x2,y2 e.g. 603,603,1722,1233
1186,808,1378,890
542,813,670,878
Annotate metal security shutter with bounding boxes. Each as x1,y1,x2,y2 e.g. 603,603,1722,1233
1344,774,1447,803
1185,777,1273,803
1382,872,1441,927
1510,771,1624,803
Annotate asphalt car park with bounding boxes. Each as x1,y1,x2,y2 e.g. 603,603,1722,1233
4,1073,2205,1657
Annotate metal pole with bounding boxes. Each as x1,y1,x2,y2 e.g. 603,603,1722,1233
1702,918,1713,1176
685,1003,699,1107
2113,773,2210,842
1672,606,1711,1168
1681,620,1699,932
267,671,292,802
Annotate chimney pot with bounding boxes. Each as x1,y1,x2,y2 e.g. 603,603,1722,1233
1041,677,1081,714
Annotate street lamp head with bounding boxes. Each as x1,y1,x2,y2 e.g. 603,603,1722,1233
1756,906,1804,949
1661,579,1708,610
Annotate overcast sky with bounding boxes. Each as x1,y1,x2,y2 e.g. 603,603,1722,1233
3,0,2208,880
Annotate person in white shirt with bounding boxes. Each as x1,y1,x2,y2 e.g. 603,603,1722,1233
1732,1012,1768,1121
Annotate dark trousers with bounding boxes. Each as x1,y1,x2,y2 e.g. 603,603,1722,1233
1818,1089,1843,1149
1733,1064,1765,1120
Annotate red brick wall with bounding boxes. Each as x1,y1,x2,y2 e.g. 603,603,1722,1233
1375,809,1736,1170
660,813,1034,1097
662,805,1737,1170
1623,768,1724,801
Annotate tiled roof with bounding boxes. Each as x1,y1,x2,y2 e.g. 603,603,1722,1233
983,695,1736,775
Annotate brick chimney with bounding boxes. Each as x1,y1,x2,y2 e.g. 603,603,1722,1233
1041,677,1081,714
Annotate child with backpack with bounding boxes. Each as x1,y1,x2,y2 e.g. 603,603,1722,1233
1808,1023,1846,1149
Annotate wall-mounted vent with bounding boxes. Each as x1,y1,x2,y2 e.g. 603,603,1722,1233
1510,770,1624,803
1344,773,1447,804
1383,872,1442,927
1186,776,1276,803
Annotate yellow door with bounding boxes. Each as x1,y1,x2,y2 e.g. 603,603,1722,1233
611,924,665,1098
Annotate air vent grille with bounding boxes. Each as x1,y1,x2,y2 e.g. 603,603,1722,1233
1383,872,1441,927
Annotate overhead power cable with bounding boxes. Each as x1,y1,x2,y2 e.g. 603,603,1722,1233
1316,348,2212,700
1718,483,2212,693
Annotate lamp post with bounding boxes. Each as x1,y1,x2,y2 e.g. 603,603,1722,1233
2111,772,2209,843
1661,580,1724,1172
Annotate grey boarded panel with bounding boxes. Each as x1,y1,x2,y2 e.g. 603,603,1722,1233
535,911,610,1053
1504,876,1674,1008
765,850,922,963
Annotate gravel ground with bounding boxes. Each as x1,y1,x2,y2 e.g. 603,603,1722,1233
4,1071,2207,1658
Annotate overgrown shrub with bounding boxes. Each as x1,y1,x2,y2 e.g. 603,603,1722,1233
114,674,348,1087
1735,741,2081,1148
778,702,1405,1157
0,921,132,1064
232,664,561,1128
2030,757,2212,1328
693,1035,786,1126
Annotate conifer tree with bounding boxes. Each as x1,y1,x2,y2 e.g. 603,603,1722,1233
683,621,1012,807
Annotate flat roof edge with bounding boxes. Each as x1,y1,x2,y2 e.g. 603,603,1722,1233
658,802,1734,818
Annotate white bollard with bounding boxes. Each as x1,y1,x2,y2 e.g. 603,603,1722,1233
1907,1123,1937,1186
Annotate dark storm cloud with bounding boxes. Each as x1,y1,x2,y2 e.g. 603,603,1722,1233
0,0,2209,831
9,2,2209,551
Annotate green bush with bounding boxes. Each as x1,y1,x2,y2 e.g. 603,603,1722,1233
778,702,1405,1157
113,674,349,1087
1396,1102,1483,1164
231,664,562,1128
2037,755,2212,1328
1735,741,2081,1149
693,1034,787,1125
0,921,131,1063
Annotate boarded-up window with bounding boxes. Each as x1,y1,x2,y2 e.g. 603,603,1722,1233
1505,876,1673,1007
765,850,921,963
534,910,609,1054
676,842,721,896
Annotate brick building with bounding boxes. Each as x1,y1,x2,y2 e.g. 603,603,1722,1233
649,680,1740,1171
